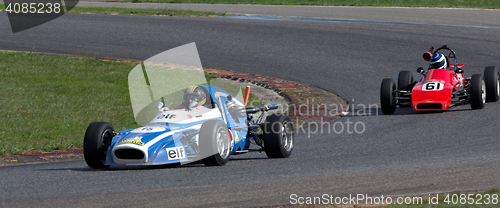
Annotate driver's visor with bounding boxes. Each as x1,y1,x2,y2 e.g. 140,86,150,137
431,61,446,69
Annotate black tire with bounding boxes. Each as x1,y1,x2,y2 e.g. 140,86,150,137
470,74,485,110
398,71,414,107
484,66,500,102
263,114,294,158
398,70,414,91
380,78,397,115
83,122,114,168
199,120,231,166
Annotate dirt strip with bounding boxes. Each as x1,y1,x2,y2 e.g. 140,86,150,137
0,65,348,166
0,148,84,166
204,68,348,124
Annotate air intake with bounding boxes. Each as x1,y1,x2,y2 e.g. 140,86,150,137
416,103,442,110
115,149,145,160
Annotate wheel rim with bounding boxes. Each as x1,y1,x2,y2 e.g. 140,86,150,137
392,82,397,106
216,127,230,159
497,76,499,96
482,80,486,104
281,121,293,152
100,130,113,159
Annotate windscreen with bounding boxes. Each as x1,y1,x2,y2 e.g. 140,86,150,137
128,42,244,125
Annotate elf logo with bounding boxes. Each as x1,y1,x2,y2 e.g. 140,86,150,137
166,147,186,160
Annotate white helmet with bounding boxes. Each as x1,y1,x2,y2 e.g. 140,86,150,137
430,53,447,69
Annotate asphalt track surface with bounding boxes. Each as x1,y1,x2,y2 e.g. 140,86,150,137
1,6,500,207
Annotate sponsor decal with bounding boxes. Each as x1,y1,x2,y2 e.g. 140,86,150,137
131,126,166,133
187,114,192,119
157,114,177,120
118,136,145,146
426,79,445,83
166,147,186,160
234,132,240,142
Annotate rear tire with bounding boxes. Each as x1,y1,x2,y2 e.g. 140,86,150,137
84,122,114,168
380,78,397,114
200,120,231,166
263,114,294,158
470,74,485,110
484,66,499,102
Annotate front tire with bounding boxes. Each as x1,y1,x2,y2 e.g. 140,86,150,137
380,78,397,114
398,71,414,107
200,120,231,166
398,70,414,90
470,74,485,110
84,122,114,168
263,114,294,158
484,66,499,102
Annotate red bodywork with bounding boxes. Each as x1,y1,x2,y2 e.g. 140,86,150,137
411,64,465,111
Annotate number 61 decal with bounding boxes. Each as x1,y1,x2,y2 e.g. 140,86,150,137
422,82,444,91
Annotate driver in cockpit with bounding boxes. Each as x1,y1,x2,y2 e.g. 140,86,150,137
181,86,211,110
429,53,448,69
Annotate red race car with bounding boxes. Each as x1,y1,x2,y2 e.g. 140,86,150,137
381,45,500,114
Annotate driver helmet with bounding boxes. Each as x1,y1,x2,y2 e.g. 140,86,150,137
182,86,206,108
430,53,447,69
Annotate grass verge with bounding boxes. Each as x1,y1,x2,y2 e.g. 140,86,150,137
0,52,261,155
66,6,227,16
0,52,140,155
125,0,500,9
0,5,228,16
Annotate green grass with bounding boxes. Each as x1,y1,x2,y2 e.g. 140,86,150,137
125,0,500,9
66,6,227,16
0,52,262,155
246,92,262,106
0,52,140,155
0,5,227,16
3,1,498,16
206,73,262,106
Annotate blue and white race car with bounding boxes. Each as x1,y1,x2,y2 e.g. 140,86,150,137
83,85,294,168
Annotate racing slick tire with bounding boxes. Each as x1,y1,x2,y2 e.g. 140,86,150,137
398,71,414,107
398,70,414,91
484,66,500,102
200,120,231,166
84,122,114,168
263,114,294,158
470,74,486,110
380,78,397,114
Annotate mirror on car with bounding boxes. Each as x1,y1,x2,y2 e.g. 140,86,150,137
416,67,425,75
423,52,432,61
156,101,164,110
